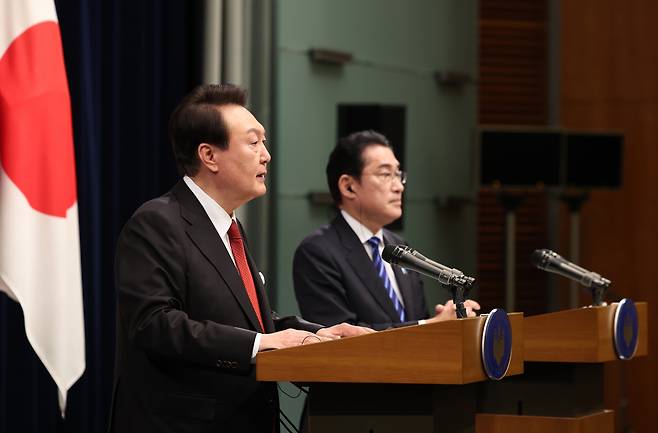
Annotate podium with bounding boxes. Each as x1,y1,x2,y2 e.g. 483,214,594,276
257,313,523,433
524,302,648,362
476,302,648,433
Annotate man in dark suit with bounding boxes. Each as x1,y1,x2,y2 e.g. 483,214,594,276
294,130,479,330
110,84,370,433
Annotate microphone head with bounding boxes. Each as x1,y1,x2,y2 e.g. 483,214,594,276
382,244,407,264
531,249,561,270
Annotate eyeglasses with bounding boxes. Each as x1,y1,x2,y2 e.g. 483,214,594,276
363,170,407,185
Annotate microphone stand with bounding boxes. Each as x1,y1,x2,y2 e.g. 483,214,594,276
452,287,467,318
590,284,606,307
450,275,474,319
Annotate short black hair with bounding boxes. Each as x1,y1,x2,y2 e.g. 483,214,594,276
326,130,392,205
169,83,247,176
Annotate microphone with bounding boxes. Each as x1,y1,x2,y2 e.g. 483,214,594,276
531,249,611,289
382,244,475,289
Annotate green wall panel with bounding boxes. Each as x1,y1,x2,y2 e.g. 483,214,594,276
273,0,478,314
278,0,476,73
270,1,477,425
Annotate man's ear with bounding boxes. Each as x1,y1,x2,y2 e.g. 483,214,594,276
197,143,219,173
338,174,357,200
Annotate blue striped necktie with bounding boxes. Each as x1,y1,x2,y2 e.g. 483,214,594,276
367,236,406,322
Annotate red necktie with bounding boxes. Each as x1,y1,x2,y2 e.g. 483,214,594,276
227,220,265,331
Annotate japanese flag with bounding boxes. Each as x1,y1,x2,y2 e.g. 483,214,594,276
0,0,85,415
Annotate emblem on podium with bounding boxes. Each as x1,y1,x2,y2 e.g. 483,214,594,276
613,298,639,360
481,308,512,380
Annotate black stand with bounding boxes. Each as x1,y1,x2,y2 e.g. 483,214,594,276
450,277,473,319
452,287,467,318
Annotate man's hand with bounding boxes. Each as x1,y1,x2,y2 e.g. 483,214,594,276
317,323,375,339
425,299,481,323
259,329,331,351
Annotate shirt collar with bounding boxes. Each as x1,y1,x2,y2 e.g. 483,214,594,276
340,209,384,246
183,175,234,237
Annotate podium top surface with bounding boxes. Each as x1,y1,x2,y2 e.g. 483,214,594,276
257,312,523,385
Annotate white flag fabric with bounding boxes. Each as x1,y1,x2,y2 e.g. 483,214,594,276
0,0,85,415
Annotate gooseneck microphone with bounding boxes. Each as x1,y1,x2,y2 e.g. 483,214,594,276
382,244,475,289
531,249,611,289
532,249,610,306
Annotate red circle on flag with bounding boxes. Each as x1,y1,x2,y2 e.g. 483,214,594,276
0,21,77,218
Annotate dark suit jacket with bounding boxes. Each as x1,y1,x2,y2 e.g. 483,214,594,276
110,181,322,433
293,213,428,331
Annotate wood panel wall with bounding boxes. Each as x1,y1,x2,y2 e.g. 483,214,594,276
477,0,549,315
560,1,658,432
480,1,548,124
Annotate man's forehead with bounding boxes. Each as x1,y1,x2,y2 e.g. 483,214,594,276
219,104,266,135
362,145,399,167
245,126,266,136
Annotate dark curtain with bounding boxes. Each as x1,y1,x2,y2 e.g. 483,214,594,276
0,1,203,432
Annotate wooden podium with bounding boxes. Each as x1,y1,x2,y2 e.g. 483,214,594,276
257,313,523,433
524,302,648,362
476,302,648,433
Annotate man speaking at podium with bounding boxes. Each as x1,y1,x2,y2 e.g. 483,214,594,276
110,84,370,433
294,130,479,330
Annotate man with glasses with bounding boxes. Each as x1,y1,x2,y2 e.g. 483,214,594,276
293,130,479,330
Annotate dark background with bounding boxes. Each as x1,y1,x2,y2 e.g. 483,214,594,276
0,1,202,431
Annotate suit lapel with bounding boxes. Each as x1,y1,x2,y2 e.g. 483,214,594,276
172,181,263,332
333,215,401,322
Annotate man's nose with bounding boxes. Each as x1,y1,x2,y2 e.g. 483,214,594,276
261,144,271,163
